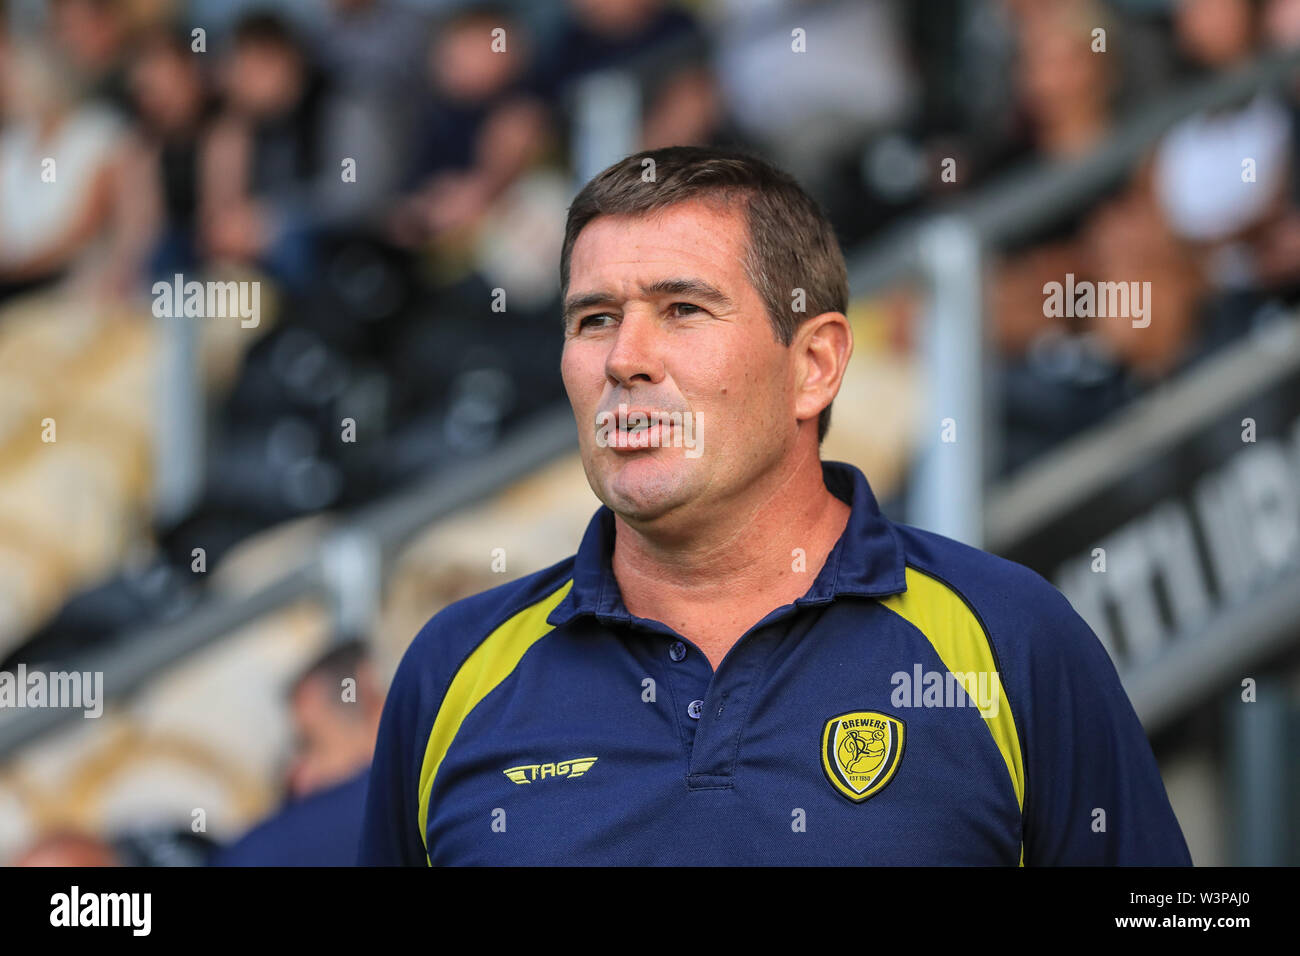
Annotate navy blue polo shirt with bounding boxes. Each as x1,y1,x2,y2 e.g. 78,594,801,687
359,460,1191,866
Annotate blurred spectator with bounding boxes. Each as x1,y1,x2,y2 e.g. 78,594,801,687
1147,0,1300,374
210,639,380,866
1147,0,1300,303
532,0,703,104
1154,0,1291,249
310,0,427,102
894,0,1020,202
307,0,432,227
388,2,550,250
50,0,132,114
0,42,123,303
1153,94,1291,245
1266,0,1300,41
712,0,917,206
636,53,729,152
1255,0,1300,295
1173,0,1258,72
987,0,1203,471
533,0,731,154
1082,162,1207,381
285,639,382,798
1013,0,1120,159
198,11,362,293
112,26,216,290
992,0,1126,361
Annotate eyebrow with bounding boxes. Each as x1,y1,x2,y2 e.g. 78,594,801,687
562,278,735,326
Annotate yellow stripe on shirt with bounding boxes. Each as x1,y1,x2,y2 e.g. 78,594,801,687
416,579,574,864
880,566,1026,864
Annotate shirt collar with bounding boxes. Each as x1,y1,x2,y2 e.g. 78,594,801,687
547,459,907,629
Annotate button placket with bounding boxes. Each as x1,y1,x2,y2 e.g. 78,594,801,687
685,629,775,787
650,632,711,763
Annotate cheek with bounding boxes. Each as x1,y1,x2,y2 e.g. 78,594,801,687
560,345,594,400
686,346,783,427
725,339,787,396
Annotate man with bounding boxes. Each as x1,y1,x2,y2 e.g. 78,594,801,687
360,146,1192,866
282,639,384,800
214,640,381,866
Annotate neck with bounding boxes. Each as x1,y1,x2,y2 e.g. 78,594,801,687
611,447,852,662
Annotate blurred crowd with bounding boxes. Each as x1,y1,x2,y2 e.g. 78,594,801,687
4,0,1300,862
0,0,1298,480
990,0,1300,470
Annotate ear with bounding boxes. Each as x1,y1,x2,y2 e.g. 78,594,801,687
792,311,852,427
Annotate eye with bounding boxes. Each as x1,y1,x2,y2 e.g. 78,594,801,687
671,302,703,316
576,313,614,331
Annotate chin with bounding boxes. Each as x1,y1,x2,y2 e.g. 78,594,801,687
598,454,695,521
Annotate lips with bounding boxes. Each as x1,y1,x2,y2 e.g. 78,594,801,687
599,406,677,451
610,422,667,449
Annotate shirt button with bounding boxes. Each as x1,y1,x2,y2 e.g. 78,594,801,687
687,699,704,720
669,641,687,662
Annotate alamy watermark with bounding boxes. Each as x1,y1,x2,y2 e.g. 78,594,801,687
151,274,260,328
50,886,150,936
0,664,103,718
891,664,1000,718
1043,273,1150,328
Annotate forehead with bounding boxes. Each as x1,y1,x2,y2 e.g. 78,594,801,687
569,199,751,289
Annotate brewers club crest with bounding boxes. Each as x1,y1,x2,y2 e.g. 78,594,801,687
821,711,906,803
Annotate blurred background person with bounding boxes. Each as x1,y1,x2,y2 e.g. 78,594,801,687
307,0,432,220
988,0,1188,470
1154,0,1293,274
712,0,917,245
198,11,342,295
534,0,727,153
284,639,382,799
210,640,381,866
49,0,132,115
0,42,123,303
110,25,216,291
388,3,551,252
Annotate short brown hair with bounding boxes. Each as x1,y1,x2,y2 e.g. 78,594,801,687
561,146,849,443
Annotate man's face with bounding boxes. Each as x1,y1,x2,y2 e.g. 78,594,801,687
561,200,801,526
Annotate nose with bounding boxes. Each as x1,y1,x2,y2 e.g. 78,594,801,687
604,307,665,388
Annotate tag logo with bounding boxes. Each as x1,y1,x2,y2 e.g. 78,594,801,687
503,757,598,784
821,711,905,803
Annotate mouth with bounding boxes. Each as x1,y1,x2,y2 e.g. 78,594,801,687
602,407,676,451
